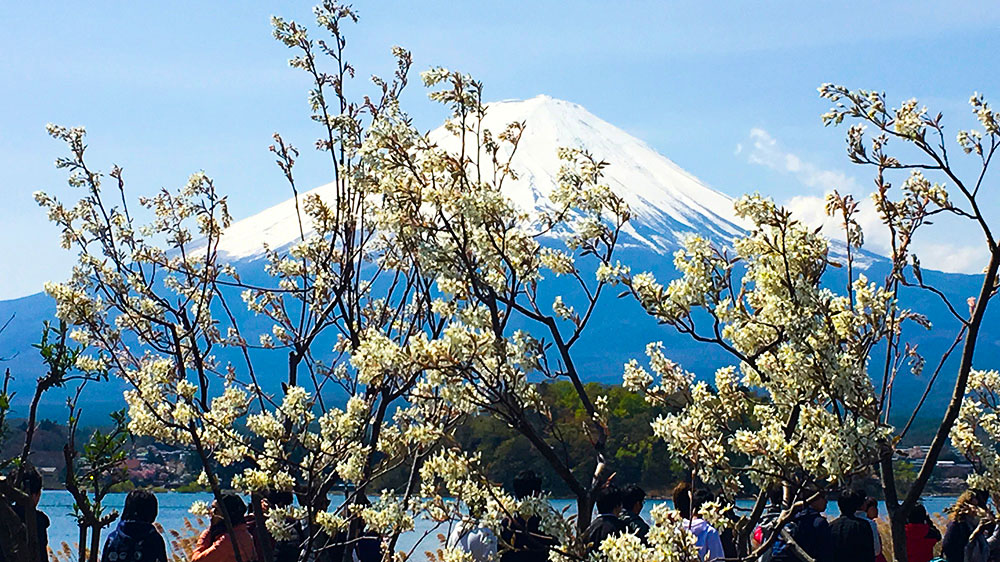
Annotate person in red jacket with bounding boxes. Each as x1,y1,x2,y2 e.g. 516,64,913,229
905,504,942,562
192,494,257,562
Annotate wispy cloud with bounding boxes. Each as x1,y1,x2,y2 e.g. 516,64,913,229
746,128,860,192
745,128,987,274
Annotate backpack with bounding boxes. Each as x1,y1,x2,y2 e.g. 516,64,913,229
770,519,805,561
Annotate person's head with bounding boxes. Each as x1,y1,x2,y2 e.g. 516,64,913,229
122,489,158,523
621,485,646,515
672,482,693,519
974,489,991,510
805,487,827,513
908,504,929,525
14,466,43,507
693,489,714,513
595,485,622,516
766,484,784,509
211,493,247,525
512,470,543,500
264,489,294,511
864,496,879,519
953,490,980,521
836,489,866,515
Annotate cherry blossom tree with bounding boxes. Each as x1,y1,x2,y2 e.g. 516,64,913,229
35,3,641,561
606,88,1000,561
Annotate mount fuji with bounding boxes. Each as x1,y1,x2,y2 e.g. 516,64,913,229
0,96,994,424
210,95,746,263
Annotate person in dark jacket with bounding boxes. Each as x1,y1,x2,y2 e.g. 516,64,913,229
0,496,29,562
752,485,784,562
829,489,874,562
101,489,168,562
943,490,990,562
583,485,626,554
701,490,737,560
619,485,649,541
11,467,50,562
499,470,559,562
244,494,273,562
771,488,833,562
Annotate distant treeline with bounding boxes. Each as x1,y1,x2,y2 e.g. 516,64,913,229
4,380,958,497
450,381,685,497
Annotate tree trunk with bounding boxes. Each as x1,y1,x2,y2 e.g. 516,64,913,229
250,493,274,562
889,246,1000,560
576,493,594,535
78,524,88,562
89,524,102,562
889,511,908,562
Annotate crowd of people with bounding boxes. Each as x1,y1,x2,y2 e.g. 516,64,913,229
444,471,998,562
444,472,735,561
5,464,1000,562
750,486,998,562
0,467,383,562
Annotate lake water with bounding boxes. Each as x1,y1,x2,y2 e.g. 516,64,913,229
39,491,959,558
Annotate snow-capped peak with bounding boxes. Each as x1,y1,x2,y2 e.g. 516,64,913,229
430,95,745,253
211,95,746,261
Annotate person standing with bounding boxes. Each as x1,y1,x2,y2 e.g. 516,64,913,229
448,504,498,562
263,492,306,562
192,494,257,562
11,467,49,562
101,489,168,562
771,489,833,562
499,470,559,562
583,486,626,555
752,486,784,562
673,482,724,561
829,489,874,562
619,485,650,541
905,504,942,562
943,490,991,562
860,497,886,562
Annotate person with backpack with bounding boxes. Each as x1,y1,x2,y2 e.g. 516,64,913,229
771,488,833,562
498,470,559,562
829,489,874,562
101,489,168,562
752,486,784,562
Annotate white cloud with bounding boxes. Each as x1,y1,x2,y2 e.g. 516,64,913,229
747,128,987,275
903,243,986,275
785,193,987,274
746,128,860,193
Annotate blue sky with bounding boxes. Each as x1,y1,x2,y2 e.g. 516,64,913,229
2,1,998,299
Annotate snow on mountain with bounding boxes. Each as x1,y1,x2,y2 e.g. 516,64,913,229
208,180,339,261
212,95,747,261
430,95,747,252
